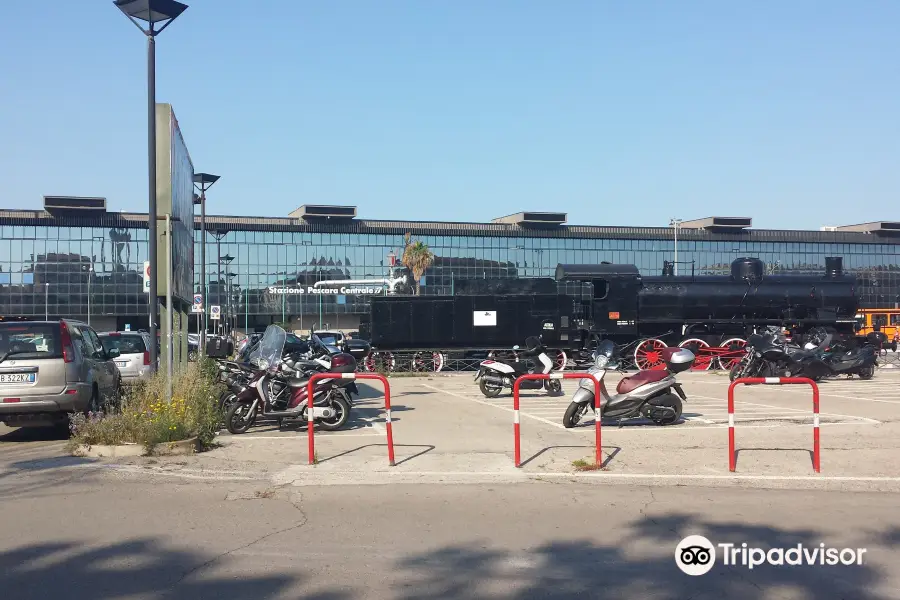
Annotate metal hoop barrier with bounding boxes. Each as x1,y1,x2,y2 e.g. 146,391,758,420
306,373,395,467
728,377,820,473
513,373,602,468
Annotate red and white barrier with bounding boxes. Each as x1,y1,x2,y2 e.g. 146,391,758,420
513,372,602,468
306,373,395,466
728,377,820,473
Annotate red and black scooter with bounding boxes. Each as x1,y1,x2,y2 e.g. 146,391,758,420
224,327,357,434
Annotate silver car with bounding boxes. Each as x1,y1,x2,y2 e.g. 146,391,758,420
0,319,121,428
98,331,153,382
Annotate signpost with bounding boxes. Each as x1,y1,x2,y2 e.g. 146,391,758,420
210,305,221,320
192,293,203,313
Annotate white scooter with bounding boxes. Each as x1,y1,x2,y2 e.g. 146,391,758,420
562,339,694,427
475,336,563,398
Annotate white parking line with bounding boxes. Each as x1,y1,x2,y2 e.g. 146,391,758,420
421,383,566,429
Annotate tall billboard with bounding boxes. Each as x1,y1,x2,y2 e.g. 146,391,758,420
155,104,194,304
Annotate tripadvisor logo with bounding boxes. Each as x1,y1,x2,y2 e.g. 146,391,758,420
675,535,867,575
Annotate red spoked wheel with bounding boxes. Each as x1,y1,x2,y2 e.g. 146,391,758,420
363,351,396,373
634,338,667,371
717,338,747,370
554,350,568,371
678,338,712,370
412,351,445,372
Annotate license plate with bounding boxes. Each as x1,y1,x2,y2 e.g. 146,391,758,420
0,373,36,384
115,361,128,367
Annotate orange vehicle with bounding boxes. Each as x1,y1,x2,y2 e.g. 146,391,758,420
855,308,900,344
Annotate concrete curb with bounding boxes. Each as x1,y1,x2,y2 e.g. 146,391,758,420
73,437,200,458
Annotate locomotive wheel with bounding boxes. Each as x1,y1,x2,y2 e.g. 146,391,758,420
717,338,747,370
678,338,712,370
364,351,396,373
634,338,667,371
412,351,446,372
554,350,568,371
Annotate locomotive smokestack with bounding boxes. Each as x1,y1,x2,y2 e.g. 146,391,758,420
731,257,764,282
825,256,843,277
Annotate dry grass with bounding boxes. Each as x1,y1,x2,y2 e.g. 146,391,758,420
571,458,604,472
67,359,223,454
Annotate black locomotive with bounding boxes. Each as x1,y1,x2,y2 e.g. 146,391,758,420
557,256,859,370
361,256,859,372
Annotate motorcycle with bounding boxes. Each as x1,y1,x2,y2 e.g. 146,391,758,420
562,339,694,427
224,326,358,434
729,328,822,381
474,336,563,398
800,338,877,380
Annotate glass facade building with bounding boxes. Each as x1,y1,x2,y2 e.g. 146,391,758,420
1,207,899,333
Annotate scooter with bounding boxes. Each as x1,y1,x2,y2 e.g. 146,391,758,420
224,327,357,434
474,336,562,398
562,339,694,427
807,342,877,380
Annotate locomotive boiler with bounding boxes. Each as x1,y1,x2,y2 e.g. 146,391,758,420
556,256,859,370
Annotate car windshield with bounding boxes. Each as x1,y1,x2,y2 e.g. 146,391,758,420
99,334,147,354
0,323,62,361
317,334,339,345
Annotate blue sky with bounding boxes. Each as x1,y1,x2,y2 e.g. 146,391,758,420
0,1,897,229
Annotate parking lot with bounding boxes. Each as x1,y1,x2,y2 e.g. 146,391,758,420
4,369,900,489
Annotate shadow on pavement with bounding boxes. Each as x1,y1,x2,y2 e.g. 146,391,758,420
316,443,435,466
391,514,893,600
0,426,69,443
519,445,622,469
0,515,894,599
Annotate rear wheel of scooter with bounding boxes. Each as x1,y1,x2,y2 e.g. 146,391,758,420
858,365,875,380
547,380,563,396
317,392,351,431
648,393,682,426
562,402,587,428
225,402,257,434
479,378,503,398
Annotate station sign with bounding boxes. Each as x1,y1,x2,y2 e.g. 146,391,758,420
266,285,384,295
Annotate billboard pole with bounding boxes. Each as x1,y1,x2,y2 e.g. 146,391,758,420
166,213,173,403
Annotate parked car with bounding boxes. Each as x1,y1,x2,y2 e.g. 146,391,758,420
314,330,371,362
0,319,121,429
98,331,154,383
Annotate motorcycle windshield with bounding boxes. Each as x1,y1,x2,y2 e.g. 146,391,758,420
249,325,286,371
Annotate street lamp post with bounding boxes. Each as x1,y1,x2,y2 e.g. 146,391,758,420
218,253,234,335
114,0,189,373
226,272,237,339
193,173,219,354
669,218,682,275
87,266,94,326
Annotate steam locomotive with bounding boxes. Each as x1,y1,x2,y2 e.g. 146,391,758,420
361,256,859,372
557,256,859,370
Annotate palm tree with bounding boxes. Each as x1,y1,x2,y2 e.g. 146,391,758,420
401,232,434,296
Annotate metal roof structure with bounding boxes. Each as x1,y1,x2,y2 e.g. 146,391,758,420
1,206,899,244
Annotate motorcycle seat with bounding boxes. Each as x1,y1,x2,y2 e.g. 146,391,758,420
286,377,309,389
617,370,670,394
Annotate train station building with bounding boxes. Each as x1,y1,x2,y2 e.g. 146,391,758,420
1,199,898,333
